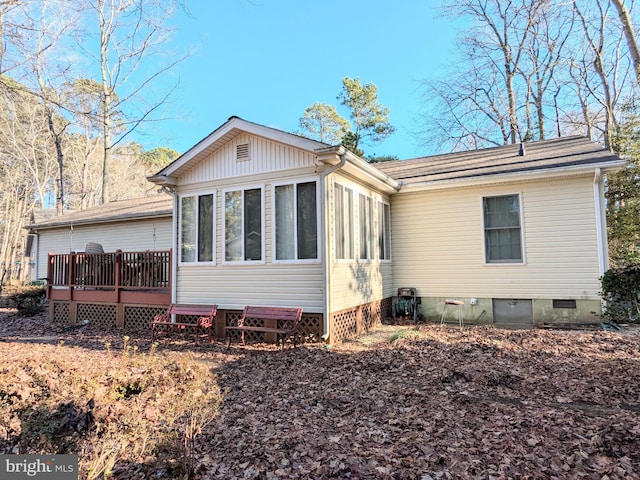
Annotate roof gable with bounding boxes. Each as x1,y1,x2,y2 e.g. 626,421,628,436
149,116,330,185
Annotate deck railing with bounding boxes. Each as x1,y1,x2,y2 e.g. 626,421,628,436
47,249,172,304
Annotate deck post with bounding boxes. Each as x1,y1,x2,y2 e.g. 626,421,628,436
116,303,125,328
68,252,76,301
115,250,122,303
47,253,53,299
69,300,78,326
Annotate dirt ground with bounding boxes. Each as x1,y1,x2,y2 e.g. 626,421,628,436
1,307,640,479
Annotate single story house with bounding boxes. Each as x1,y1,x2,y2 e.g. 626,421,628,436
25,196,173,329
148,116,624,338
26,195,173,281
29,116,625,340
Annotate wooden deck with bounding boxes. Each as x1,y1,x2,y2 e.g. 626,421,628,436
47,249,171,304
47,250,171,328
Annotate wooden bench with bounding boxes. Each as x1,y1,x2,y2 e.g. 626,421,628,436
151,304,217,344
226,306,303,350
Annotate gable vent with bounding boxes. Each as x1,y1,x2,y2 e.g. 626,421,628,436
236,143,250,162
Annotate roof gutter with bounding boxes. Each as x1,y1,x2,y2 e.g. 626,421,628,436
147,174,178,187
24,211,172,231
398,160,627,193
315,145,400,193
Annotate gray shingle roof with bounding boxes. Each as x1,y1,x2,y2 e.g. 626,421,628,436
26,195,172,230
375,136,623,185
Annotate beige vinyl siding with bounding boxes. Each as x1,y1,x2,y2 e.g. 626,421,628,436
328,173,394,313
392,175,601,299
176,162,324,312
181,133,319,184
35,218,172,281
176,263,324,310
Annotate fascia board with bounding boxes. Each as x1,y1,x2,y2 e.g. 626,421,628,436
341,158,400,194
24,211,172,231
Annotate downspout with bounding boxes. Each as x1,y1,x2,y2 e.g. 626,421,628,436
27,233,39,281
161,186,178,303
593,168,608,277
34,233,40,281
319,150,347,342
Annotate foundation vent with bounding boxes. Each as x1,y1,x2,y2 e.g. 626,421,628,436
553,299,577,309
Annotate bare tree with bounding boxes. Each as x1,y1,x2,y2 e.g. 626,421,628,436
423,0,551,149
519,3,575,140
30,0,80,215
422,54,513,151
82,0,185,204
422,0,638,152
572,0,632,149
611,0,640,84
0,84,56,283
63,79,105,210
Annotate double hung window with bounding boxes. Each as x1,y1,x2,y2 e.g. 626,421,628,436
224,188,263,262
483,194,523,263
180,193,214,263
274,181,318,261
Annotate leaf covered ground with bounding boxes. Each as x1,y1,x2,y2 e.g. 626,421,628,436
1,308,640,479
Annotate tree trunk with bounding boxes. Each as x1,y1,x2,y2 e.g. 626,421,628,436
611,0,640,85
99,0,110,204
45,107,65,215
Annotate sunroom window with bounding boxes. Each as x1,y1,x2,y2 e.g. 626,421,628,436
483,194,523,263
225,188,263,262
180,193,214,263
334,184,354,260
378,201,391,260
359,193,374,260
275,181,318,260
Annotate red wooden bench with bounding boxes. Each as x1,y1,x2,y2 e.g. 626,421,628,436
151,304,217,344
226,305,303,350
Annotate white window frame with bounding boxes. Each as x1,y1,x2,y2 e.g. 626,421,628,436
178,191,216,266
378,200,392,261
334,182,355,261
223,185,265,264
272,178,321,264
482,192,526,265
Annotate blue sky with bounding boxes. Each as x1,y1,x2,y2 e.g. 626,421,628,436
141,0,459,159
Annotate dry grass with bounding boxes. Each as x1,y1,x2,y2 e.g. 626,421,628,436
0,311,222,478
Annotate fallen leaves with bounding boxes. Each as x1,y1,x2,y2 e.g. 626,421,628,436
201,325,640,479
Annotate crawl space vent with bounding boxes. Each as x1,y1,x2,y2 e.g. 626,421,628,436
552,299,577,309
236,143,250,161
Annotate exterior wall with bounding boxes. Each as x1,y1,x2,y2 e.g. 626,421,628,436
174,134,325,313
33,217,172,282
327,172,394,315
391,174,603,325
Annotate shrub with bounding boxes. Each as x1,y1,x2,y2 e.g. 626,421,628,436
5,285,46,316
600,264,640,323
